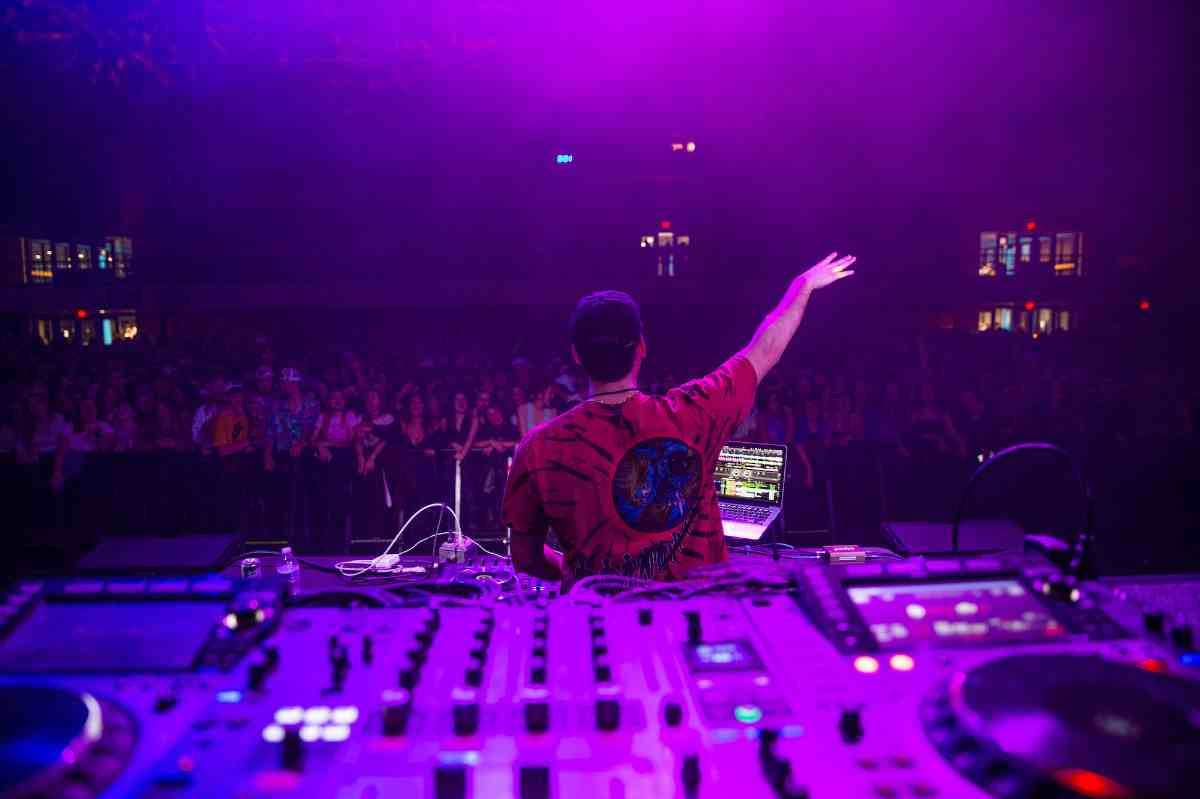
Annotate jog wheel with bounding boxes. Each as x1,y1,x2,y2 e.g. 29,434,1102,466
922,654,1200,798
0,685,136,799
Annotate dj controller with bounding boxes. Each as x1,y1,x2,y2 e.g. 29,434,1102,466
2,551,1199,799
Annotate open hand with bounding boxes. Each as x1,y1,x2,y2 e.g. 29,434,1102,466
801,252,856,290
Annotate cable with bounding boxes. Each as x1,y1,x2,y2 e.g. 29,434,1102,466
334,502,460,578
463,535,509,560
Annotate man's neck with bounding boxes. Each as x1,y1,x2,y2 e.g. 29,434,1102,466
588,377,638,402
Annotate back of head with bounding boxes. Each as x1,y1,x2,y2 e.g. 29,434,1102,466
568,290,643,383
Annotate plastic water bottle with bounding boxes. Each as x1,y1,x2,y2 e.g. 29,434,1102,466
277,546,300,593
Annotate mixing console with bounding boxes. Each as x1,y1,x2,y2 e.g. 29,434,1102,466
1,552,1198,798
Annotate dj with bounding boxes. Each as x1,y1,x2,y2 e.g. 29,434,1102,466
503,252,856,588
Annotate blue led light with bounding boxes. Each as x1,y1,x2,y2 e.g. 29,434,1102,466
217,690,242,703
711,728,739,743
438,751,481,766
555,154,574,164
1180,652,1200,668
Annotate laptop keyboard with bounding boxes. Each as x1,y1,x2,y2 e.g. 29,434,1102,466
719,503,773,524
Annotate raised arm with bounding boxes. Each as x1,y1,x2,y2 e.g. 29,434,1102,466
739,252,855,380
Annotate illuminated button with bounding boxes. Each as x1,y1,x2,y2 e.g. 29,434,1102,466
909,783,937,796
1137,658,1168,673
332,706,359,725
299,725,321,742
889,755,914,768
889,654,916,672
905,604,926,620
321,724,351,742
217,690,243,704
262,724,286,743
872,786,898,798
274,706,304,725
303,706,332,725
734,704,763,724
853,656,881,674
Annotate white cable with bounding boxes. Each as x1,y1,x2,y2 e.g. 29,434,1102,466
335,502,460,578
463,536,509,560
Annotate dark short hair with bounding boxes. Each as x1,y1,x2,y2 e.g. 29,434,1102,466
569,290,643,382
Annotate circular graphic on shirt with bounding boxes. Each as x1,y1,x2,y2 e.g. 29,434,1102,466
611,437,702,532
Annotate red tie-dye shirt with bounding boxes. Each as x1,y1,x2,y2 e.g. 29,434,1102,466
503,356,758,590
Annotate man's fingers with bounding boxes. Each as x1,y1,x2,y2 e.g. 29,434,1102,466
836,270,855,279
819,251,838,266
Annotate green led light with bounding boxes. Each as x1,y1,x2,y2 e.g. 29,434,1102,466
734,704,763,724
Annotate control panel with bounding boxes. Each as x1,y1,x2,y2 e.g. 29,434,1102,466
1,554,1197,799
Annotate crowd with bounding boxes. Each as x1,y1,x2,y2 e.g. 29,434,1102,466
2,323,1195,565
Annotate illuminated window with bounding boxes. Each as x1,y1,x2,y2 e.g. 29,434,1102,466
1054,232,1078,275
55,243,71,270
1036,308,1052,333
1039,236,1052,263
977,311,992,331
117,314,138,340
36,319,52,345
76,244,91,270
1000,232,1017,276
676,235,690,246
79,319,96,346
1019,311,1030,332
979,232,997,277
640,235,655,248
107,236,133,279
996,307,1013,331
657,231,674,248
101,318,114,346
1018,236,1032,263
1057,310,1070,331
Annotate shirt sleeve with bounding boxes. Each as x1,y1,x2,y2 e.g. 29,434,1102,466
502,439,549,538
666,355,759,448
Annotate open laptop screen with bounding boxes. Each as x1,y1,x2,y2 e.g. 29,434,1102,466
714,442,787,506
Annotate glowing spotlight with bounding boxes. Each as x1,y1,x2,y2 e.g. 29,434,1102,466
1138,299,1150,311
853,656,880,674
686,141,696,152
299,725,321,742
262,724,285,743
1052,768,1132,799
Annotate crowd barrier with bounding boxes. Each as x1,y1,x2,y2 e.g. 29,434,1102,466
4,436,1195,573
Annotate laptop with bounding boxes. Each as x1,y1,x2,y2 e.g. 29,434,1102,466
714,441,788,540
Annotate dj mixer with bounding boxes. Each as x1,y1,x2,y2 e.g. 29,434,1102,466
1,552,1198,799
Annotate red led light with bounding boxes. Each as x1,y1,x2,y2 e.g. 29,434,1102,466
1138,299,1150,311
1137,658,1167,673
660,220,671,230
1024,301,1036,312
75,309,88,319
853,655,880,674
1053,769,1132,799
1026,220,1037,231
